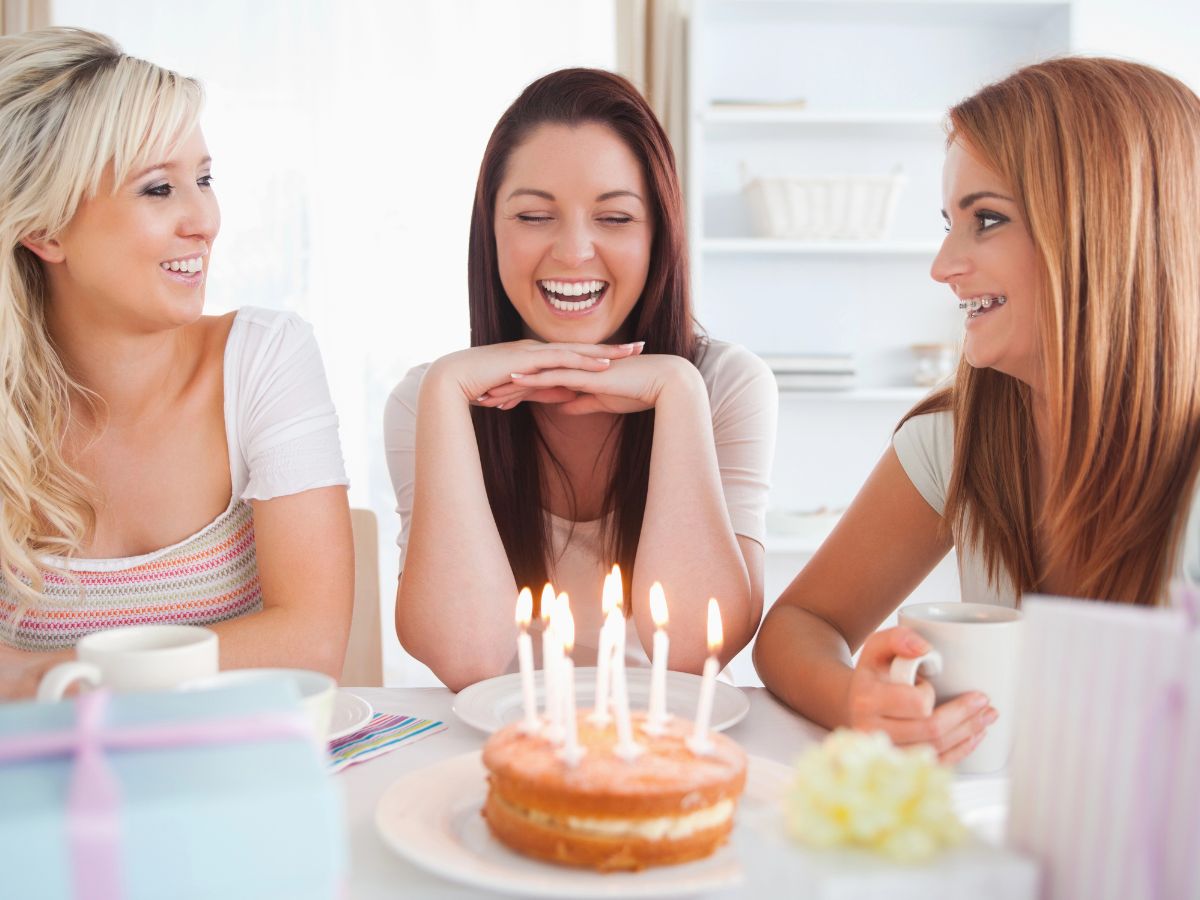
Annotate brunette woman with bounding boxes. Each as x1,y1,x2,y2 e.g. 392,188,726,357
384,69,777,689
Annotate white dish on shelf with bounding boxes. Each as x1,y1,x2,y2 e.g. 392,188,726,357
374,751,792,898
952,776,1008,846
328,690,374,742
453,667,750,734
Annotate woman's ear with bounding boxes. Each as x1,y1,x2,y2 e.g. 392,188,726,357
20,234,65,264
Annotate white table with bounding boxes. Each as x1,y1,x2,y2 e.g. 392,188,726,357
337,687,1018,899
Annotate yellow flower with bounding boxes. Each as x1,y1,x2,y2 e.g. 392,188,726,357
785,729,966,863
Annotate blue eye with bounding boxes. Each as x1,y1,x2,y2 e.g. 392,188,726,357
198,175,214,189
143,182,172,197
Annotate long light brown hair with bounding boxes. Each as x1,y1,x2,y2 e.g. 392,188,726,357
905,57,1200,606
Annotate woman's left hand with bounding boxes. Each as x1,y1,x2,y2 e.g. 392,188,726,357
475,353,699,415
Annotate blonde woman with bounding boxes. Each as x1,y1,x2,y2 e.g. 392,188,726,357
755,58,1200,764
0,29,353,698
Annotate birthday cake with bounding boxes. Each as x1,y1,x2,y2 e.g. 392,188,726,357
481,713,747,871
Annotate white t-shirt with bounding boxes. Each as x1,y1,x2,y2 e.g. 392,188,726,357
0,307,348,650
383,339,778,667
893,410,1200,606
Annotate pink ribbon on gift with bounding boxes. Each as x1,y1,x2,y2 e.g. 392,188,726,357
0,689,314,900
1135,582,1199,900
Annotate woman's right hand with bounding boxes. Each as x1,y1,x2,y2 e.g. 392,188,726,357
426,339,643,408
847,626,997,765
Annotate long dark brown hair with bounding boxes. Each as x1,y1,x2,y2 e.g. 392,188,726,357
467,68,698,611
902,57,1200,606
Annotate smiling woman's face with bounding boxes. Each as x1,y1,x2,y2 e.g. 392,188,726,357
932,139,1043,389
493,122,653,345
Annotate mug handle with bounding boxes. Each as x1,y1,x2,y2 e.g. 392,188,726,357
888,650,943,686
37,661,103,702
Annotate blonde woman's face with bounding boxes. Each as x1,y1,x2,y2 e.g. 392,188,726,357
494,122,652,345
931,140,1042,388
43,126,219,330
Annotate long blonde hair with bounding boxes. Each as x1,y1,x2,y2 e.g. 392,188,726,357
907,57,1200,606
0,28,202,607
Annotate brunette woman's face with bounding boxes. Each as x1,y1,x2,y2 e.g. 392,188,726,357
494,122,653,344
931,140,1042,388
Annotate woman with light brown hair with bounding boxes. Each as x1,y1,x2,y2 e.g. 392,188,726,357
755,57,1200,763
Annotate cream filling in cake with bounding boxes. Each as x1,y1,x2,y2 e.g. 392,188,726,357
508,796,736,841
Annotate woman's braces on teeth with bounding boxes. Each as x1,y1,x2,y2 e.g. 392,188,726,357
539,279,607,312
959,295,1006,318
161,257,204,274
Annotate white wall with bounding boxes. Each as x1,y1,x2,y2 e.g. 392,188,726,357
1073,0,1200,90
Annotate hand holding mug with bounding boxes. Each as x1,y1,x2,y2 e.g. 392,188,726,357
848,626,995,767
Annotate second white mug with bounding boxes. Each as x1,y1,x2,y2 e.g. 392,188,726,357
890,602,1024,774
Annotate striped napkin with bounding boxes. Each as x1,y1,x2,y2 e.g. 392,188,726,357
327,713,446,773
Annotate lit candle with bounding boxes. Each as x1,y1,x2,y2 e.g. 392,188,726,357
557,599,583,767
610,636,642,761
590,569,623,726
540,583,563,742
687,598,723,756
515,587,539,733
642,582,670,735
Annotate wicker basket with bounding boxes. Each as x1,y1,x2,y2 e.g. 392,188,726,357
742,167,906,240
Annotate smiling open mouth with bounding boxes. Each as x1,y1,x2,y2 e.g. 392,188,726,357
959,295,1007,319
538,279,608,313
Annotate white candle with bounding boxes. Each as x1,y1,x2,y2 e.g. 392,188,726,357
643,582,670,735
515,587,539,733
590,569,623,726
687,599,724,756
540,583,563,743
610,637,642,761
557,601,583,766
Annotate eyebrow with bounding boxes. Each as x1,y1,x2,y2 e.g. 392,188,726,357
131,156,213,181
505,188,644,203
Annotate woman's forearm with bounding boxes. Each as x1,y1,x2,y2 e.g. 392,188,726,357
397,368,518,689
753,602,856,729
631,363,757,671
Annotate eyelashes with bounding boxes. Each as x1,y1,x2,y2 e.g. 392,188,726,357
140,175,215,198
513,214,635,225
941,209,1009,234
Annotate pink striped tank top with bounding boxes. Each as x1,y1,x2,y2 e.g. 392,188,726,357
1,500,262,651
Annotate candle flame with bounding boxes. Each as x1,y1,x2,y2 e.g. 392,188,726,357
602,565,624,616
706,598,723,654
649,582,668,628
515,587,532,628
539,583,555,623
559,595,575,654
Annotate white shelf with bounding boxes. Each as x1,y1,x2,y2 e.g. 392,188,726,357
703,238,941,256
778,387,931,402
701,107,945,129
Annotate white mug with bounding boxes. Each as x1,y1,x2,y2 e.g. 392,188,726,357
179,668,337,748
37,625,219,701
889,602,1024,774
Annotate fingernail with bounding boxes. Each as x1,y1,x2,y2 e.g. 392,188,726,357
598,358,611,365
983,708,999,725
969,694,989,711
475,395,488,402
906,634,930,654
510,373,524,379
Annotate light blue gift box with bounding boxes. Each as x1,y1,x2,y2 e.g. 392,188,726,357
0,681,345,900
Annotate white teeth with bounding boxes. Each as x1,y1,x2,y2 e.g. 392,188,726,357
547,292,600,312
163,256,204,273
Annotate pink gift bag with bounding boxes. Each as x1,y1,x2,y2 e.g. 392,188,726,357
1006,588,1200,900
